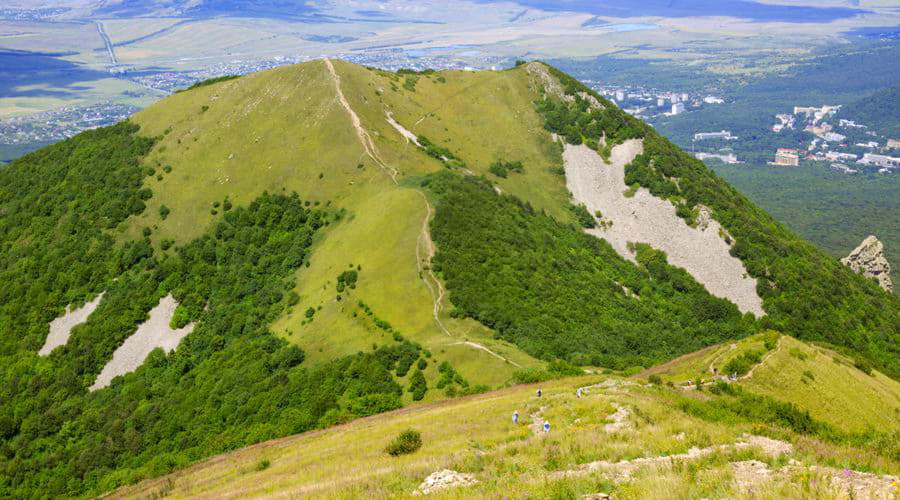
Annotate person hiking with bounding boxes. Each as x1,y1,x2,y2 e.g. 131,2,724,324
537,388,542,398
543,421,550,434
576,388,583,398
512,410,519,424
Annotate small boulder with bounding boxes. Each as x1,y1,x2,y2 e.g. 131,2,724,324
414,469,477,495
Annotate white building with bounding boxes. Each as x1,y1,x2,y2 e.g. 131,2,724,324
773,114,795,133
615,90,625,102
703,96,724,104
671,102,685,115
695,152,740,164
693,130,737,141
858,153,900,167
825,151,857,162
839,119,866,129
657,98,666,107
831,163,858,174
823,132,846,143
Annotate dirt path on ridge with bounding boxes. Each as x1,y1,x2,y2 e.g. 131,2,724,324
325,59,516,366
324,59,398,183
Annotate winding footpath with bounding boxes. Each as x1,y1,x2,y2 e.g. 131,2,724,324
324,59,517,367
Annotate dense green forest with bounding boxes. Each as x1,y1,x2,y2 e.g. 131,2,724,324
426,172,755,369
708,164,900,289
0,124,429,497
838,85,900,137
530,64,900,378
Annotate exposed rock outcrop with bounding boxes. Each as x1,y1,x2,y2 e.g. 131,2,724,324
841,236,893,293
562,140,765,316
414,470,477,495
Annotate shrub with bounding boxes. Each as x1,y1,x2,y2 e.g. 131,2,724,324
648,374,662,385
385,430,422,456
256,459,270,471
408,369,427,401
854,358,873,376
568,203,596,228
548,359,583,376
763,331,780,351
723,349,764,377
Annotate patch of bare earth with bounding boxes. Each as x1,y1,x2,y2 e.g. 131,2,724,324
562,140,764,316
39,292,105,356
733,460,899,499
603,403,631,433
89,295,194,391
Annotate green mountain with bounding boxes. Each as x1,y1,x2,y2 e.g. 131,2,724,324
839,85,900,137
0,60,896,497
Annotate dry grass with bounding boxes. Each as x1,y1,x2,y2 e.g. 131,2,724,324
108,376,899,499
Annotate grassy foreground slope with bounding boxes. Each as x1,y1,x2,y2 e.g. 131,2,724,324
111,374,899,499
639,334,900,434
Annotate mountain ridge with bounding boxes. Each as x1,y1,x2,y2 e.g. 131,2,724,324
0,59,897,497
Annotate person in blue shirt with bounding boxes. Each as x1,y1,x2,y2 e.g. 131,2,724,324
543,421,551,434
512,410,519,424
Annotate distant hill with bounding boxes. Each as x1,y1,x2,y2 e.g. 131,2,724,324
839,85,900,137
0,60,896,497
91,0,320,18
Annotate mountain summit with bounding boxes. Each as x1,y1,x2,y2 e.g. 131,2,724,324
0,60,897,497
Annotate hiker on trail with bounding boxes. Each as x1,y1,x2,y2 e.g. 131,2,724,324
576,388,583,398
543,422,550,434
537,388,542,398
512,411,518,424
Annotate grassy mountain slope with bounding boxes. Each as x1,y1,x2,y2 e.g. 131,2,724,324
111,373,899,499
639,334,900,434
124,60,548,388
1,59,898,497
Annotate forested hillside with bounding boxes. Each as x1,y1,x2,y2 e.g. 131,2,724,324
838,85,900,137
531,64,899,378
427,172,754,369
0,124,433,497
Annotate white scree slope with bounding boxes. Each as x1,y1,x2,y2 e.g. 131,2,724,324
39,292,105,356
563,140,764,316
90,295,194,391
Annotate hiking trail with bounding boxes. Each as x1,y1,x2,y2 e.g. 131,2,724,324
327,59,513,364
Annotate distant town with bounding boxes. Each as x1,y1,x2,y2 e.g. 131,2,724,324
0,102,140,147
584,82,726,120
767,104,899,174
